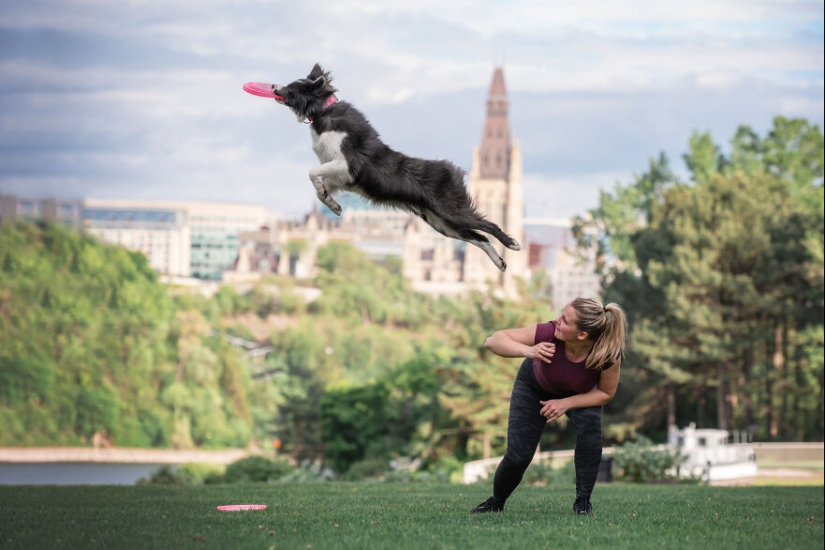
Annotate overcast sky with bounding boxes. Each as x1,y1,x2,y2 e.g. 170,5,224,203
1,0,822,221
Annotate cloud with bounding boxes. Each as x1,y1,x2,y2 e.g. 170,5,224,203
0,0,822,223
522,171,621,221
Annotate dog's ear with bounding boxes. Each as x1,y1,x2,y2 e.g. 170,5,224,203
311,75,326,91
308,63,324,80
307,63,327,91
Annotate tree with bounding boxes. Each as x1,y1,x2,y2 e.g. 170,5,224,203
580,118,824,440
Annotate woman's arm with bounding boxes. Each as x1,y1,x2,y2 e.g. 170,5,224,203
485,324,556,363
539,359,622,422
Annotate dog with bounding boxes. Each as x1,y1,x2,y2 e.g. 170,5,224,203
270,63,521,271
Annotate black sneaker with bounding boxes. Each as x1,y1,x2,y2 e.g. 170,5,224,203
573,497,593,516
471,496,505,514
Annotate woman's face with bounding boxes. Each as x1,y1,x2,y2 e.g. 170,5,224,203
554,304,587,342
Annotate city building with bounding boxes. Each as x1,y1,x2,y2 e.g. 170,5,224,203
82,200,191,277
402,67,528,298
523,218,601,309
463,67,528,296
83,199,269,280
0,194,83,228
226,203,411,284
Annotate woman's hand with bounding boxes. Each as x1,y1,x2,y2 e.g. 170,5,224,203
527,342,556,363
539,398,570,423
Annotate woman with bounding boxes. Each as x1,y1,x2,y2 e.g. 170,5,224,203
471,297,629,516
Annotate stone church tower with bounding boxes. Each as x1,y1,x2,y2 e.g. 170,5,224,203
462,67,526,297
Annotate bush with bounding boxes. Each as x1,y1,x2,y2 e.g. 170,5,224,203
427,455,465,484
220,455,295,483
277,460,335,483
178,462,226,485
612,435,685,483
521,458,577,487
137,465,184,485
342,458,389,481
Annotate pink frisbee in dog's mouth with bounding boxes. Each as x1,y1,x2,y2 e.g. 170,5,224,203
217,504,267,512
243,82,285,101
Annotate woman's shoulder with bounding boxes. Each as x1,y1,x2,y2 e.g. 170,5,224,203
534,320,556,343
600,351,623,371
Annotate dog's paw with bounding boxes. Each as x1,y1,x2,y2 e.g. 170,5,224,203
506,239,521,251
496,258,507,272
328,201,342,216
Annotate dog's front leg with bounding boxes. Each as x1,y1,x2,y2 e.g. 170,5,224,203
309,174,342,215
308,160,351,216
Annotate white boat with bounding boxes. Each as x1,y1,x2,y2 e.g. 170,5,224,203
668,423,758,485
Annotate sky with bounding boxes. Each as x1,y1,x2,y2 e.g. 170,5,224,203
1,0,823,222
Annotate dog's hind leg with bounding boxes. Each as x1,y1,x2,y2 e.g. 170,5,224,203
308,160,352,216
416,209,508,271
425,196,521,252
459,230,507,272
474,219,521,251
441,210,520,251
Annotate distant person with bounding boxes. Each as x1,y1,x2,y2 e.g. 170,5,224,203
92,430,112,449
471,297,629,516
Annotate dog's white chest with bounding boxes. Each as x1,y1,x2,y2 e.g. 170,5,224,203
310,129,347,163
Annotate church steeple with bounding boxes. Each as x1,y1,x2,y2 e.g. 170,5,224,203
478,67,511,180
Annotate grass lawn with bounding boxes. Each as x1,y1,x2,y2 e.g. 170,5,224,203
0,482,822,550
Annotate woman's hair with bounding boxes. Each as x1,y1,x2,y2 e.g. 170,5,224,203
570,297,629,370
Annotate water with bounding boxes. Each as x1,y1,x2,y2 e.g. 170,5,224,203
0,462,168,485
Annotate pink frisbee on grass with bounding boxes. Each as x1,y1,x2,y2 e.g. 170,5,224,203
217,504,267,512
243,82,285,101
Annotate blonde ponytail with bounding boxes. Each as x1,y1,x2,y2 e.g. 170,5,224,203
569,297,629,370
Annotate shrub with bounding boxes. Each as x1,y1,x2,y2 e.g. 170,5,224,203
427,455,465,484
277,460,335,483
137,465,184,485
220,455,295,483
521,458,577,487
342,458,390,481
178,462,226,485
612,435,685,483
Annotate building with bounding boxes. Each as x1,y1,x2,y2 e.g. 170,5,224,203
463,67,528,296
403,67,528,298
226,203,411,284
402,216,466,295
523,218,601,309
83,199,269,280
82,200,192,277
0,194,83,228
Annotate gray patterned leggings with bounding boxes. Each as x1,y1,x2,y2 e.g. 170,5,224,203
492,358,603,502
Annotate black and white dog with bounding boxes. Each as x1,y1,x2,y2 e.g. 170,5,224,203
269,64,521,271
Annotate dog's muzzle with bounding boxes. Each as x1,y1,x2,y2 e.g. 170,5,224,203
271,85,287,104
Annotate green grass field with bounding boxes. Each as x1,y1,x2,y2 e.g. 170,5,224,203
0,483,822,550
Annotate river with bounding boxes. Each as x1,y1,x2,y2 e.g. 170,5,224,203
0,446,251,485
0,462,168,485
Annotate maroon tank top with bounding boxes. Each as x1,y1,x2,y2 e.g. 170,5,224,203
531,321,615,396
